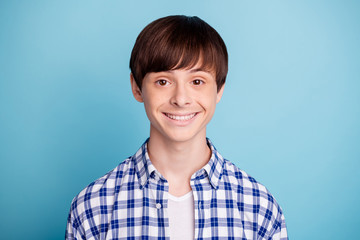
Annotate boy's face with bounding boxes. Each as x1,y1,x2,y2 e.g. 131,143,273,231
131,63,224,143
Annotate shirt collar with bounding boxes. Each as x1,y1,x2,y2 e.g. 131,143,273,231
198,138,225,190
133,138,157,188
133,138,225,190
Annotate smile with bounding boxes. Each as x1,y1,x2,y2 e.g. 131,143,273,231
164,113,197,121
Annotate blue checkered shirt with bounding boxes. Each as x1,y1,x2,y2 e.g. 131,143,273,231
66,139,288,239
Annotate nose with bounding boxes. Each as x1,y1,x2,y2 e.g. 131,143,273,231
170,84,192,107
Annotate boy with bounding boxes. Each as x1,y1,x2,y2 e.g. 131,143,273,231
66,15,288,239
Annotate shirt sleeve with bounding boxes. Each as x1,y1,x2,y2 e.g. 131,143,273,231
65,210,77,240
65,203,85,240
270,210,288,240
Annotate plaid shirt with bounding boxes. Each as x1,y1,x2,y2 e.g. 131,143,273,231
66,139,288,239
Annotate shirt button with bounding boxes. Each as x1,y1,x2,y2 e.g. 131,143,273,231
156,203,162,209
198,201,202,209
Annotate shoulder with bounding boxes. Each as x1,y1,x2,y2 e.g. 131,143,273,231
222,158,283,212
68,156,136,221
221,159,287,238
222,159,270,194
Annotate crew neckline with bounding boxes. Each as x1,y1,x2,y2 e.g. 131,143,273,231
168,191,193,202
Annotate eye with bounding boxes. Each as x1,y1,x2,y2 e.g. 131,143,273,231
156,79,169,86
192,79,204,85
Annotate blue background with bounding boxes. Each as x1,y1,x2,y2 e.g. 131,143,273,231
1,0,359,239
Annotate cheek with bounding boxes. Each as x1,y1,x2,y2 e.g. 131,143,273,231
142,94,164,113
199,89,218,106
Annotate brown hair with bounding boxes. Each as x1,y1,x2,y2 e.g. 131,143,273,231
129,15,228,92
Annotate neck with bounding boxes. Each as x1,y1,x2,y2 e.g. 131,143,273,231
147,126,211,196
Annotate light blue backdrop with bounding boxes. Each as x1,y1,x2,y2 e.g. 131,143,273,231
1,0,359,239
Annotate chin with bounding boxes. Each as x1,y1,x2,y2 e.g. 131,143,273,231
163,129,206,144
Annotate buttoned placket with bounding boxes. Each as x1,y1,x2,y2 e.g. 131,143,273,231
191,169,212,240
147,171,170,239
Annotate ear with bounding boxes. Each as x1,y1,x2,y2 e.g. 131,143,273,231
130,73,143,103
216,84,225,103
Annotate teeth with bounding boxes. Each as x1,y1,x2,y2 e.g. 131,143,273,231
165,113,196,121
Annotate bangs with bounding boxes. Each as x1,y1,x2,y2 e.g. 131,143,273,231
130,15,228,91
146,35,217,74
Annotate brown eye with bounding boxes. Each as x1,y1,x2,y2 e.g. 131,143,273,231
156,79,169,86
192,79,204,85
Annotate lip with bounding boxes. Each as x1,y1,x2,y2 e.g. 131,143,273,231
163,112,199,125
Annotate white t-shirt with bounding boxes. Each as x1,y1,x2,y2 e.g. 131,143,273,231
167,191,195,240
